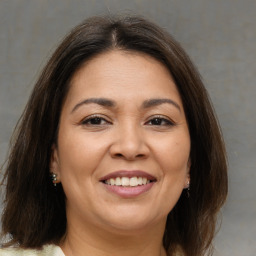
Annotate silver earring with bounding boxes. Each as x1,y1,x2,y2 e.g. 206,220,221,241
50,172,58,186
186,181,190,198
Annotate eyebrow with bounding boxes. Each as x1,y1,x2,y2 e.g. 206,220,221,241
71,98,116,113
71,97,181,113
142,98,181,112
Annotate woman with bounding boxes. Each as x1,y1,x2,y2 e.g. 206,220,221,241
0,15,228,256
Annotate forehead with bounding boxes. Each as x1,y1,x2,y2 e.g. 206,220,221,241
65,50,183,109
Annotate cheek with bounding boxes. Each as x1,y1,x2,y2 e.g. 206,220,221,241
154,132,190,174
56,128,108,180
155,135,190,212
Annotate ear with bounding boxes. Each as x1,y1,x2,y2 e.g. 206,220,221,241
50,144,61,184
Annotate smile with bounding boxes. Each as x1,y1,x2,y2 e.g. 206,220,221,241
100,170,157,198
104,177,151,187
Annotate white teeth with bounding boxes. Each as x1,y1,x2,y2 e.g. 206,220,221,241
105,176,152,186
121,177,130,186
115,177,121,186
130,177,138,187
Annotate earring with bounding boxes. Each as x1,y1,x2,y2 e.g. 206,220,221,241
186,181,190,198
50,172,58,186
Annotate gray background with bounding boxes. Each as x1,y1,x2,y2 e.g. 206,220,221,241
0,0,255,255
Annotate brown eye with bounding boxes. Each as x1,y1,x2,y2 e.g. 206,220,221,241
81,115,110,126
146,116,174,126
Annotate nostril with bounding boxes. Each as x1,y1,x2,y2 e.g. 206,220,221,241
114,153,145,159
110,140,149,160
112,152,146,160
115,153,123,158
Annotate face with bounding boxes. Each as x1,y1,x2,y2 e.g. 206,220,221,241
51,50,190,234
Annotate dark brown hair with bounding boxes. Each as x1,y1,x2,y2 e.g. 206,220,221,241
1,15,228,256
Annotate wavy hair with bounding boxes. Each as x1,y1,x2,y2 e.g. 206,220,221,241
1,15,228,256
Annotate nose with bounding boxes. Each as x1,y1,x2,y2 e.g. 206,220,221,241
109,123,149,161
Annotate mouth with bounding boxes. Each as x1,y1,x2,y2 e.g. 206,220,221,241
100,170,156,186
103,176,153,187
99,170,157,197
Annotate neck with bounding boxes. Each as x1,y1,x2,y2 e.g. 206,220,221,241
61,218,167,256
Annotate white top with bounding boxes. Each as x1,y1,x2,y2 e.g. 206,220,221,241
0,244,65,256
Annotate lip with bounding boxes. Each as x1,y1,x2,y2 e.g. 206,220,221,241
99,170,157,198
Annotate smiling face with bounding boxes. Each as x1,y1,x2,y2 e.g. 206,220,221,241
51,50,191,235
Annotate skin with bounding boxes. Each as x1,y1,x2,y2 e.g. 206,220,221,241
51,50,191,256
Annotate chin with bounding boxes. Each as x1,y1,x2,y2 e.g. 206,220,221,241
98,207,167,234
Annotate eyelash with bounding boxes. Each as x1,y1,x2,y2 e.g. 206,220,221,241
80,115,111,126
145,115,175,126
80,115,175,127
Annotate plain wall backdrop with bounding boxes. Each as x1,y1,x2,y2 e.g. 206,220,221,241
0,0,255,255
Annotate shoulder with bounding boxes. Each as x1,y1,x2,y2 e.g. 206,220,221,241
0,244,65,256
